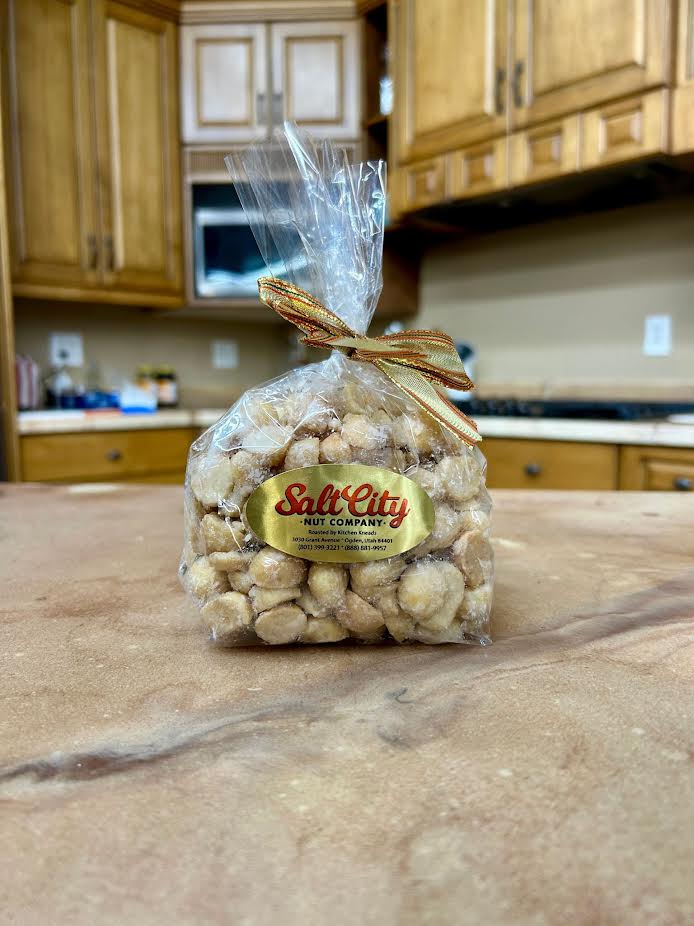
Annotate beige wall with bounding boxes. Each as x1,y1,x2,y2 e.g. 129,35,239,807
13,302,292,408
419,196,694,396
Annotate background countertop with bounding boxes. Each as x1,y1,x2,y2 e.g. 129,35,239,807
16,408,694,447
1,485,692,925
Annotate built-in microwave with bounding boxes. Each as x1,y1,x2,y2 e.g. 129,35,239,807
192,183,284,299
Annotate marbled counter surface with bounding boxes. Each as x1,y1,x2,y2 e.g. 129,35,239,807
1,485,693,925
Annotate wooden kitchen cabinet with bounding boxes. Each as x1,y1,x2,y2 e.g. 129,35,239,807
20,428,196,483
1,0,182,308
510,0,670,129
93,1,182,298
181,23,268,144
394,0,508,164
482,438,618,490
619,445,694,491
180,19,360,144
1,0,99,292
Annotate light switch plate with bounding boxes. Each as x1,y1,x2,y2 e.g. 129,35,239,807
50,332,84,367
643,315,672,357
212,339,239,369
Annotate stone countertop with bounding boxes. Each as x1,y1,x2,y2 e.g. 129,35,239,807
16,409,694,447
1,485,692,924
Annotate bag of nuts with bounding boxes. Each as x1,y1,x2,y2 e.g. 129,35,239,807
180,125,493,645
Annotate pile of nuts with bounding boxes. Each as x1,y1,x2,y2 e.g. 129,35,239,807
181,361,493,645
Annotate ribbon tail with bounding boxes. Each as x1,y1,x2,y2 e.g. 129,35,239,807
375,361,481,446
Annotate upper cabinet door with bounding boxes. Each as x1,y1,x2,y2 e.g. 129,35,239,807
94,2,181,296
270,21,360,139
394,0,508,164
3,0,99,290
511,0,671,128
181,23,269,144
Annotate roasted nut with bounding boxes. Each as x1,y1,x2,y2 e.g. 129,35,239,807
437,454,481,503
319,431,352,464
255,604,307,644
249,547,308,588
460,583,493,622
407,464,443,500
392,413,442,455
208,550,254,572
451,530,493,588
417,561,465,633
228,569,254,595
337,590,385,638
398,560,446,619
201,592,253,642
302,617,349,643
384,609,416,642
341,413,388,450
190,456,234,508
460,506,491,533
413,503,466,556
201,514,245,553
370,585,400,620
308,563,348,610
187,557,230,600
249,585,301,613
350,558,405,598
283,437,320,470
296,588,331,618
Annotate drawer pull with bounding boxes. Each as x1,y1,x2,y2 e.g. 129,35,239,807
524,462,542,477
673,476,692,491
105,449,123,462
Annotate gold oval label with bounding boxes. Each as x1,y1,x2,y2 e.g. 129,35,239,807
245,464,435,563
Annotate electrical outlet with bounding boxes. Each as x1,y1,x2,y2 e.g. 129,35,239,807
212,339,239,369
50,332,84,367
643,315,672,357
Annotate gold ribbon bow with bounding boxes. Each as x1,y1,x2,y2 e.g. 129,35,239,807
258,277,481,446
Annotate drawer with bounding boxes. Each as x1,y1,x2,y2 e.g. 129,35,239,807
619,445,694,491
581,90,667,169
482,438,618,490
402,157,446,211
509,116,578,187
21,428,198,482
448,138,507,200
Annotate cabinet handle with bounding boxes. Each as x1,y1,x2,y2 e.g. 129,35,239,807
524,462,542,477
494,66,506,115
271,92,283,125
512,59,525,108
256,92,266,126
86,233,98,271
104,234,114,273
673,476,692,491
105,449,122,462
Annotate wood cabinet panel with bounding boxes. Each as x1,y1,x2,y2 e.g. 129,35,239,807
582,90,668,169
448,138,507,199
509,116,578,186
395,0,508,163
271,20,360,138
483,438,618,490
21,428,196,482
181,23,268,143
401,157,446,210
619,445,694,491
512,0,670,128
95,1,181,296
3,0,99,289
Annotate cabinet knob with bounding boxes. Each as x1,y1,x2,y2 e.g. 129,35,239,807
105,449,122,462
673,476,692,491
86,233,98,271
524,462,542,477
495,66,506,115
104,234,114,273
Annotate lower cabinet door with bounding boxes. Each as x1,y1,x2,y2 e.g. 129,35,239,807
21,429,197,482
482,438,618,490
619,445,694,492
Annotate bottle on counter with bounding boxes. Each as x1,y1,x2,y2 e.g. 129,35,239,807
135,364,157,399
154,365,179,408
